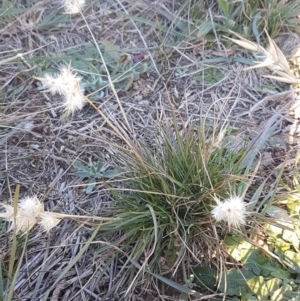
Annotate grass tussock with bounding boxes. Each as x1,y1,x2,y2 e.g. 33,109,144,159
90,108,261,297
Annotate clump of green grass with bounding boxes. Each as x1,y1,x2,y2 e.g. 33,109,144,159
90,106,274,298
190,0,300,42
144,0,300,43
83,89,290,298
115,124,246,242
211,0,300,39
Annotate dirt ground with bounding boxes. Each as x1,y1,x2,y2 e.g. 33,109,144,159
1,0,300,300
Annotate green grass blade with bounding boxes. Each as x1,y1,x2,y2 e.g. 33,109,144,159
251,175,268,204
6,233,29,301
218,0,229,18
260,167,285,216
115,11,187,38
0,7,29,17
148,270,202,297
8,185,20,279
196,21,214,37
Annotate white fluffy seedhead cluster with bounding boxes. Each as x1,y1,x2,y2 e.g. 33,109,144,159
63,0,86,14
211,196,247,230
35,65,86,116
0,196,61,234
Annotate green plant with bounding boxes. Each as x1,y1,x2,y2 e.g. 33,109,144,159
3,1,300,300
0,1,69,33
0,186,29,301
97,40,148,91
84,101,286,299
173,0,300,42
33,39,148,103
193,66,225,84
73,155,119,194
191,158,300,301
192,213,300,300
1,234,29,301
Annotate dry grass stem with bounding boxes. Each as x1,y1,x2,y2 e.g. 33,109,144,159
228,31,299,84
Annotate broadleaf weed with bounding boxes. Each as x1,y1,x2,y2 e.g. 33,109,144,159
73,155,119,194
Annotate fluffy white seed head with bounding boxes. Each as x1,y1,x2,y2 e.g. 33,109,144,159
39,74,62,95
58,65,81,85
18,196,43,218
15,212,37,233
0,204,14,219
39,213,61,233
0,196,61,234
63,89,86,115
211,196,247,230
35,65,86,116
63,0,86,14
57,66,86,115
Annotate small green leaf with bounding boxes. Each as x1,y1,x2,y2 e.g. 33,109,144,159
226,19,236,29
284,251,300,273
101,40,120,60
102,170,119,178
218,0,229,18
243,26,251,38
196,21,213,38
244,250,275,277
219,268,252,296
97,155,105,172
243,293,259,301
193,266,216,290
86,181,96,194
247,276,282,301
193,67,224,84
244,261,261,276
77,171,92,178
270,268,291,280
73,160,90,172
